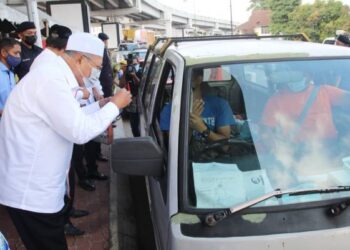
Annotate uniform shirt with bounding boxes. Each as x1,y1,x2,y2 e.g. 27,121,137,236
0,62,16,112
262,85,344,140
0,56,119,213
14,43,42,80
160,95,235,137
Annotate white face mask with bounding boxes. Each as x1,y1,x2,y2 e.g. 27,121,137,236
133,64,140,72
90,67,101,80
287,78,307,92
80,67,101,87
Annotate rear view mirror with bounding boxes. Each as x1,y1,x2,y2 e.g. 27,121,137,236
111,136,164,176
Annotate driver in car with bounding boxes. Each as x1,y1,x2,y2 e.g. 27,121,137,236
160,68,235,142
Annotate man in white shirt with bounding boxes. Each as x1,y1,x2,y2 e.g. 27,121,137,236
32,24,92,236
0,32,132,250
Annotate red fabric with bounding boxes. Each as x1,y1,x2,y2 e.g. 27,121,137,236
262,85,344,140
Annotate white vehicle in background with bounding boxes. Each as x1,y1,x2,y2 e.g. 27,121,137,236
323,37,336,45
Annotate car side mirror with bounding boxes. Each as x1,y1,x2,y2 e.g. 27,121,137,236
111,136,164,176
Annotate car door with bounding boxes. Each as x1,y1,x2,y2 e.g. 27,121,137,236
141,55,184,249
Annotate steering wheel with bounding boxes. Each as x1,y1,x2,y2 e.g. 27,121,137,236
192,138,254,162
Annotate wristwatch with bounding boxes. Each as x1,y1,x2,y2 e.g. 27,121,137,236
201,127,211,140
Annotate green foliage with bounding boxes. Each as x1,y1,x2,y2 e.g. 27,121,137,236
286,0,350,42
268,0,302,34
248,0,270,10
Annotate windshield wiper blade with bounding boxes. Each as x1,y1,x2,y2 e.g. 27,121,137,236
205,186,350,227
288,185,350,196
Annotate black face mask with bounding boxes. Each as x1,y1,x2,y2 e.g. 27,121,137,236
24,35,37,46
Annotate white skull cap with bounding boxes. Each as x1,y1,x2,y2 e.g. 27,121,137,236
66,32,104,57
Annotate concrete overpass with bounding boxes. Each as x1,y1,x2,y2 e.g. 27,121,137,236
90,0,235,35
3,0,236,37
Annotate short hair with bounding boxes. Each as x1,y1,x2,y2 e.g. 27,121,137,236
193,68,204,77
46,37,69,50
0,38,20,51
46,25,72,50
98,32,109,41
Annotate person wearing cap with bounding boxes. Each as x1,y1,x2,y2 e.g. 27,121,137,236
0,32,132,250
335,34,350,47
14,21,43,79
0,38,21,118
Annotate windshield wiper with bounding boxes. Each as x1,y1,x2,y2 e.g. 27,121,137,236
205,186,350,226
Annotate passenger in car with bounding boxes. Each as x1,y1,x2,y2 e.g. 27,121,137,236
160,68,235,142
262,70,350,141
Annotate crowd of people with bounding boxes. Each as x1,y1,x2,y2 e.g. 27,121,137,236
0,21,140,250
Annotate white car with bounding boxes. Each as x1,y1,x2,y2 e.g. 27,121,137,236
112,36,350,250
323,37,336,45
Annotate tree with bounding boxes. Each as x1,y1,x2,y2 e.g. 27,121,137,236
286,0,350,42
248,0,270,10
268,0,301,34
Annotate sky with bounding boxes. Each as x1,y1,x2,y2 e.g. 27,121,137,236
160,0,350,25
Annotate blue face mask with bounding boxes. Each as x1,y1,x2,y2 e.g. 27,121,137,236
6,54,21,68
287,78,307,92
133,64,140,72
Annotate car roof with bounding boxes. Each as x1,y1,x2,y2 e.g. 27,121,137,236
165,39,350,65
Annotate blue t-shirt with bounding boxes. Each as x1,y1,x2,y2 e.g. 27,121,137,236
0,62,16,111
160,96,235,134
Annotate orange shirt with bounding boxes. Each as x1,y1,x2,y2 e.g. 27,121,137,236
262,85,344,140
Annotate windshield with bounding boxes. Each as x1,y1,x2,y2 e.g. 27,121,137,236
183,59,350,209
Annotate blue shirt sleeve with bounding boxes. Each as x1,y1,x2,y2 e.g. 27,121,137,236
215,97,236,128
0,70,15,110
160,103,172,131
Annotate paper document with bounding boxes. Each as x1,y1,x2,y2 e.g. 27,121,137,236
192,162,274,208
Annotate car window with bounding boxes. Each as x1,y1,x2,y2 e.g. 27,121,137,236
152,61,176,201
185,60,350,210
243,64,268,87
143,57,163,116
140,51,155,105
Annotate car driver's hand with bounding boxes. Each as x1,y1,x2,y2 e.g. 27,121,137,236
192,99,204,116
190,113,207,133
111,88,132,109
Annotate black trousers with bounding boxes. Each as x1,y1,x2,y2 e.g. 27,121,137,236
63,166,76,224
6,206,68,250
129,112,140,137
72,141,99,181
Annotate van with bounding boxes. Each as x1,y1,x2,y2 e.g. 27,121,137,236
112,35,350,249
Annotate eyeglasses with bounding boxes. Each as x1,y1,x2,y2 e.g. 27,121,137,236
83,55,102,71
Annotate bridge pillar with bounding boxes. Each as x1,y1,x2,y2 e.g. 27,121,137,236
188,18,193,29
215,22,219,30
164,11,172,36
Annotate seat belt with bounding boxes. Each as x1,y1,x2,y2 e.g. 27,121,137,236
290,85,321,139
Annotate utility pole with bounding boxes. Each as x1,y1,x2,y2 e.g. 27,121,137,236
230,0,233,35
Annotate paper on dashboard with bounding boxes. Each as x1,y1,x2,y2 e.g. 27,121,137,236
192,162,274,208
